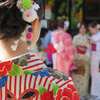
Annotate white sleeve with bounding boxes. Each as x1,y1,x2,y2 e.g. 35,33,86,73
96,40,100,52
85,45,91,57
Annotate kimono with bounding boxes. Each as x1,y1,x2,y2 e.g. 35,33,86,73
91,31,100,98
72,34,90,97
52,31,74,75
0,52,80,100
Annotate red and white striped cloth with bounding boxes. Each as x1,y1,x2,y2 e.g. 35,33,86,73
0,54,74,100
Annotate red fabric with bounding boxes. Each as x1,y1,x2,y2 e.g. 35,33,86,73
56,84,80,100
77,46,87,54
40,91,54,100
46,44,56,54
0,61,13,75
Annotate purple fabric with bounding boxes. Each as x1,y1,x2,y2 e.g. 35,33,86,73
92,44,96,51
47,52,52,61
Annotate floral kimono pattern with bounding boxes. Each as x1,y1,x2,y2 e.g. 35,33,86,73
52,31,74,75
72,34,90,97
0,52,79,100
91,31,100,98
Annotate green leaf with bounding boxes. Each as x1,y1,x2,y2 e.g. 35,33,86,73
19,0,32,10
51,83,59,96
24,70,34,75
38,86,47,95
8,64,24,76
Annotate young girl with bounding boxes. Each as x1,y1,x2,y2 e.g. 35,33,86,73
0,0,79,100
52,19,75,75
89,21,100,99
72,23,90,98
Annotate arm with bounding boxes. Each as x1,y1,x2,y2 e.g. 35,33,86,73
96,40,100,52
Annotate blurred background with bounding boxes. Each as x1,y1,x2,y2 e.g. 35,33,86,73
32,1,100,100
42,0,100,36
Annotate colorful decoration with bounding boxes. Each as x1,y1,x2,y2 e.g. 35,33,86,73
11,44,18,51
48,68,68,81
0,61,13,75
0,54,79,99
56,84,80,100
11,26,33,51
32,68,50,77
28,27,33,32
38,86,47,95
40,91,54,100
18,89,39,99
27,41,31,45
17,0,40,23
8,64,24,76
7,89,39,100
0,76,7,89
13,54,30,65
51,83,59,96
17,0,32,10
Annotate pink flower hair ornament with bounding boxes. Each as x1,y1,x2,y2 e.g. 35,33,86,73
17,0,40,23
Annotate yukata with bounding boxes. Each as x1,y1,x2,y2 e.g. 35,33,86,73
0,52,79,100
90,31,100,99
52,31,74,75
72,34,90,97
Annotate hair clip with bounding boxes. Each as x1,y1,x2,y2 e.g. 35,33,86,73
17,0,40,23
11,25,33,51
7,2,15,8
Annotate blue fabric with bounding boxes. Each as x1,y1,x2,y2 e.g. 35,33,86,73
44,30,52,49
0,76,7,89
32,68,50,77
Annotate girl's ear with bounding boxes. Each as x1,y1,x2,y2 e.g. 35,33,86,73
32,18,39,34
29,18,41,46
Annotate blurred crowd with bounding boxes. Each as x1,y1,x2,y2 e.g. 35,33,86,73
32,18,100,100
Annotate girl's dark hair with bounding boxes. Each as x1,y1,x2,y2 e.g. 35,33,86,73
79,22,87,29
58,19,66,28
49,20,58,30
0,0,44,39
88,21,98,28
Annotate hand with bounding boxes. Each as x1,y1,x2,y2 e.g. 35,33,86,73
88,39,96,45
98,69,100,72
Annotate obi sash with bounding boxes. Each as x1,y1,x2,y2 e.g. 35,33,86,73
91,44,96,51
76,46,87,54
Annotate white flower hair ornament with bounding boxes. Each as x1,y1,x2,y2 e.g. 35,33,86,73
77,23,81,28
17,0,40,23
97,24,100,29
64,20,70,29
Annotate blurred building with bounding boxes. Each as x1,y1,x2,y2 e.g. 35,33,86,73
42,0,100,35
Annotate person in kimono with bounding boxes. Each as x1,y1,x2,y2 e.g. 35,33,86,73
52,18,75,75
44,21,57,68
88,21,100,99
72,23,90,99
0,0,80,100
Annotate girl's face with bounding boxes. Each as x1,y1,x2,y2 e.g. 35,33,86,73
79,25,86,35
89,26,97,35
